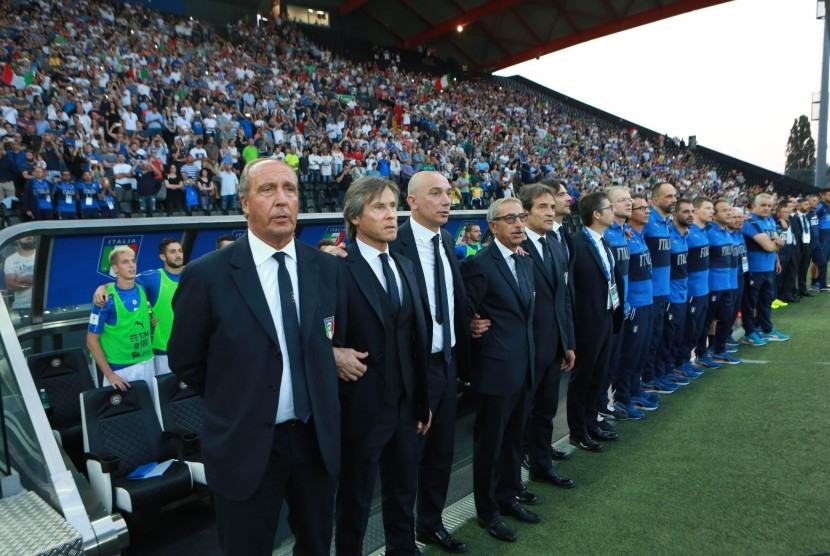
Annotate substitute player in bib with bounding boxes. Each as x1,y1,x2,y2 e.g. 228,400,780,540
86,246,154,392
94,238,184,376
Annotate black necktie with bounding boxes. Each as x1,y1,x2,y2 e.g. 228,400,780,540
272,252,311,421
538,236,554,279
379,253,401,314
431,234,452,363
511,252,530,306
600,236,615,281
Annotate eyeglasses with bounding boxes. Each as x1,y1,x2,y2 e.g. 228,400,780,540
632,206,651,212
595,205,613,213
492,213,529,224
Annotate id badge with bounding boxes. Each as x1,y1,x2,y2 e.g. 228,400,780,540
106,199,115,210
564,271,569,285
65,193,72,204
85,196,93,206
741,255,749,273
803,232,810,244
609,281,620,310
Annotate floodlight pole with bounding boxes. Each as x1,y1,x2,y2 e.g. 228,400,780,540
817,3,829,188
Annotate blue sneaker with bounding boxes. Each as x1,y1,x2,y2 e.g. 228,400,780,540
675,363,703,379
694,354,722,369
636,388,660,404
658,377,682,391
724,345,739,353
760,329,790,342
741,332,768,346
666,373,691,386
631,396,659,411
623,403,645,420
643,380,675,394
725,336,739,347
711,352,742,365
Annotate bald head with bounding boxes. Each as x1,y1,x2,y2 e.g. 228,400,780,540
407,171,451,231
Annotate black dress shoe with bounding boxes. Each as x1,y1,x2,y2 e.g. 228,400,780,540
477,517,517,542
516,485,539,505
801,291,814,297
589,427,619,442
416,527,468,553
530,468,575,489
596,418,617,433
499,500,541,523
551,447,569,460
570,436,603,452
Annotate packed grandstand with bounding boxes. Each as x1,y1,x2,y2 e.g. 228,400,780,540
0,0,811,223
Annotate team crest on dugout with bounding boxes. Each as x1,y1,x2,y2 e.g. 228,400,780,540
97,235,143,278
323,225,346,245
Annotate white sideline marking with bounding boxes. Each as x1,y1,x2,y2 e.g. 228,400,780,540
740,359,769,364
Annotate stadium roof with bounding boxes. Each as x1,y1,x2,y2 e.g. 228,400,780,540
294,0,732,72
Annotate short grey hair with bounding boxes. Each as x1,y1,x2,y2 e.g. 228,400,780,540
605,186,630,203
238,158,295,198
752,192,773,208
343,177,400,242
487,197,522,223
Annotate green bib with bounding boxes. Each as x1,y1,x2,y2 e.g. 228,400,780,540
465,243,483,258
151,269,178,352
100,284,153,365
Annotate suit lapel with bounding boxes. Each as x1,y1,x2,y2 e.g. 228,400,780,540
522,238,554,290
398,224,431,314
346,242,384,324
296,243,318,348
492,245,525,306
582,229,608,278
230,233,281,349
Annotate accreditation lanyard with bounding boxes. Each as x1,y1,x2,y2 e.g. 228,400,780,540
584,228,620,311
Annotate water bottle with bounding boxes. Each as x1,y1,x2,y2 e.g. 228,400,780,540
39,388,51,410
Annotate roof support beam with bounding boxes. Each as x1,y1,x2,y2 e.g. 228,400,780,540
511,7,544,44
339,0,370,16
399,0,526,49
484,0,731,71
362,9,406,43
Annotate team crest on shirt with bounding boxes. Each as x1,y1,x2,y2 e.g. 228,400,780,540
323,316,335,340
322,226,346,245
632,325,639,334
97,236,142,278
690,306,696,314
667,313,673,321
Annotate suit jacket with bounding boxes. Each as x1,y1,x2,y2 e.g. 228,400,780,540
790,213,807,250
554,225,576,314
390,222,471,381
168,233,340,501
571,228,626,342
333,242,430,429
521,234,575,377
462,242,535,396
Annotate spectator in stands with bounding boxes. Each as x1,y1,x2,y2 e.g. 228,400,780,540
22,166,54,221
52,169,78,220
740,194,789,346
215,234,235,250
3,236,36,322
86,246,155,395
77,170,101,219
0,146,16,200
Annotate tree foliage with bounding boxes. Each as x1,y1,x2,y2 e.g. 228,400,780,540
785,115,816,183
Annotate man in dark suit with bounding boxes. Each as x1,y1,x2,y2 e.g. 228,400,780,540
516,184,576,489
168,159,340,556
464,197,537,543
550,180,576,308
566,191,626,452
390,171,469,553
333,176,431,556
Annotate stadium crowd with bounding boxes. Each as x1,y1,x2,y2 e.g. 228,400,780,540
1,0,779,223
3,1,830,555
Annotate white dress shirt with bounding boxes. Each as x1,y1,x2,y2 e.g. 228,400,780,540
493,238,519,283
357,238,403,301
248,232,301,423
409,217,456,353
523,227,547,262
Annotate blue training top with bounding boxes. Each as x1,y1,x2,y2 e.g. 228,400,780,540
627,226,653,309
604,221,630,309
668,223,689,304
817,201,830,242
686,223,710,297
706,221,733,293
742,214,777,273
643,209,671,299
52,181,77,214
730,230,747,289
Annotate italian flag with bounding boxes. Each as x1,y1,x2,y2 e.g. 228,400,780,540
434,73,451,90
629,128,638,140
1,63,34,90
